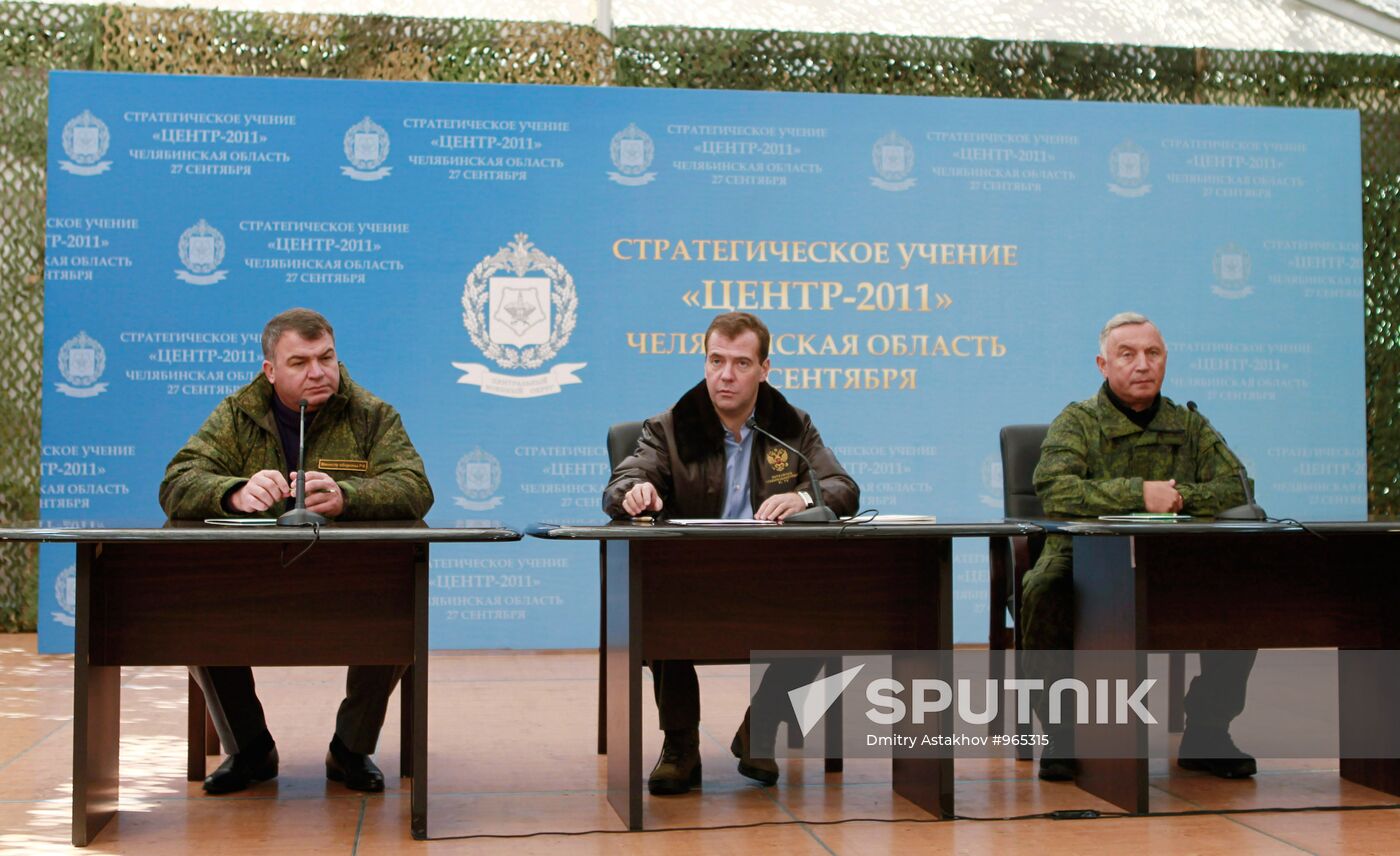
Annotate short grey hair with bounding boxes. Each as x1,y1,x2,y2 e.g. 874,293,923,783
1099,311,1153,353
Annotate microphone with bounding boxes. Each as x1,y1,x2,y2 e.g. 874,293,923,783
1186,401,1266,521
277,398,328,527
744,415,838,523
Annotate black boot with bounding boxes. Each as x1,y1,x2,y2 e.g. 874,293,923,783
648,728,702,795
731,708,779,786
1038,728,1078,782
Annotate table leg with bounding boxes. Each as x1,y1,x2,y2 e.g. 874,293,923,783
73,542,119,847
1073,535,1148,814
187,676,207,781
824,654,843,774
411,545,429,840
987,535,1009,742
1168,651,1185,733
598,542,607,755
891,538,953,818
605,540,642,830
891,659,952,816
400,666,413,779
1337,533,1400,795
1340,649,1400,794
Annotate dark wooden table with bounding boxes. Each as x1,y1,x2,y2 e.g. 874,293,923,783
530,519,1036,830
1034,518,1400,812
0,521,520,847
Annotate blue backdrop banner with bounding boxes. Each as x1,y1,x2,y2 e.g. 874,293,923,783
40,71,1365,652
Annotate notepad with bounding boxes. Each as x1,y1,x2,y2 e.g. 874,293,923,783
202,518,278,526
668,518,779,525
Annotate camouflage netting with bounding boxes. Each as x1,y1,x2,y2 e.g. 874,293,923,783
0,4,1396,630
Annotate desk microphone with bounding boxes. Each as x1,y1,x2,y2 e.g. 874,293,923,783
1186,401,1266,521
744,415,838,523
277,398,327,527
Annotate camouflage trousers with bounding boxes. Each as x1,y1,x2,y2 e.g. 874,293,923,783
1020,553,1255,734
1020,554,1074,653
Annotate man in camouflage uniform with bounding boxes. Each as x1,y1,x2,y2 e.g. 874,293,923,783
1022,311,1257,781
160,307,433,795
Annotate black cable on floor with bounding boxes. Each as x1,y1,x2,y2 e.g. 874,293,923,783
423,801,1400,840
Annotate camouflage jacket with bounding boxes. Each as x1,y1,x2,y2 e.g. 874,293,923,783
1033,386,1247,565
602,380,859,519
159,365,434,520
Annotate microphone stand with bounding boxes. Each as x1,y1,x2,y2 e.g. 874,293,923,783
277,398,328,527
745,415,838,523
1186,401,1266,521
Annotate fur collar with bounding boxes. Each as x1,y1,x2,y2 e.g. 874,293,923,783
670,380,803,464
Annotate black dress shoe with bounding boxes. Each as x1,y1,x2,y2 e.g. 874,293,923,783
326,736,386,792
203,745,279,794
1177,728,1257,779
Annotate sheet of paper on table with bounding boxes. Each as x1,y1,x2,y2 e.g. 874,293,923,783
202,518,279,526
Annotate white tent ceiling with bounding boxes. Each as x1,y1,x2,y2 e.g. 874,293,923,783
16,0,1400,53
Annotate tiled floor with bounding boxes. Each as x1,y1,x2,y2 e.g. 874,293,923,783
2,635,1397,854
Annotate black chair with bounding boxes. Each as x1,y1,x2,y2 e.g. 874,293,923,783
607,421,645,476
988,425,1049,757
999,425,1050,523
990,424,1049,653
995,423,1050,650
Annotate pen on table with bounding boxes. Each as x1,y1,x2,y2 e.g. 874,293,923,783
633,516,655,524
